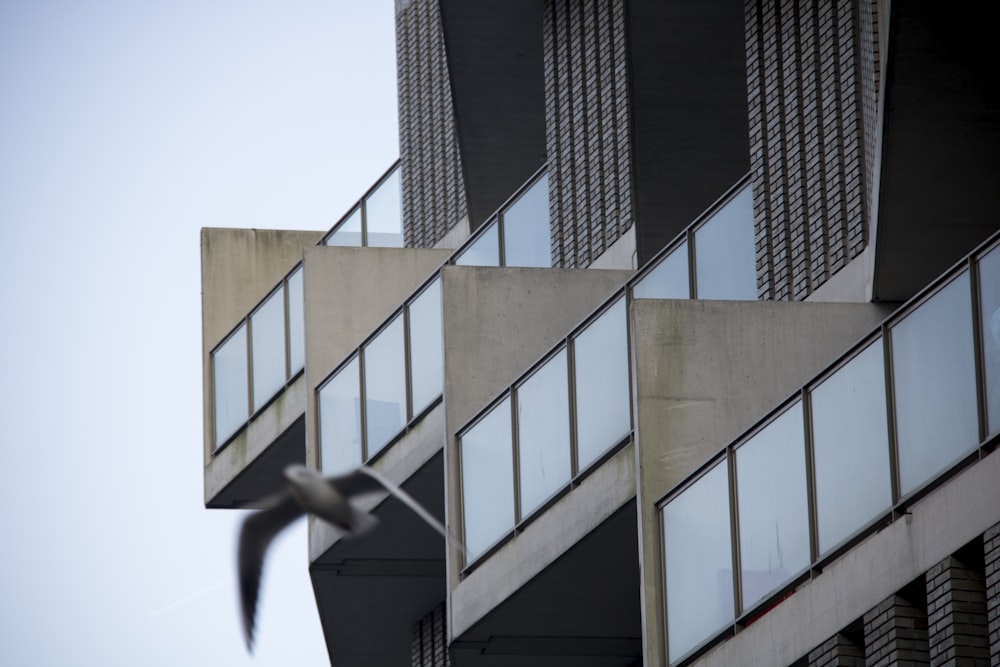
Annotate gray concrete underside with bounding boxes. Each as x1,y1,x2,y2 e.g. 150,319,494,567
873,0,1000,301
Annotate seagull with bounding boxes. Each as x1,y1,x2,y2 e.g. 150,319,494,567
237,463,462,651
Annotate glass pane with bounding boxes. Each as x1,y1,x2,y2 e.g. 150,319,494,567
892,272,978,496
365,167,403,247
363,315,407,457
632,242,689,299
455,221,499,267
318,356,362,475
980,245,1000,434
250,288,286,412
811,340,891,554
461,398,514,561
735,401,810,611
213,323,249,445
693,185,757,300
517,349,571,516
409,277,443,416
326,207,362,247
502,173,551,268
574,298,631,469
287,266,305,374
662,460,734,663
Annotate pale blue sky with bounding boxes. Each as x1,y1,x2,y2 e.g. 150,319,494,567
0,2,398,664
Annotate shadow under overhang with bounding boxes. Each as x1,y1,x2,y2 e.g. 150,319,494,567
310,452,449,667
451,502,641,667
438,0,546,230
873,0,1000,301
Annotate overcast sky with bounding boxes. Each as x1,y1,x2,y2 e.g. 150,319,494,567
0,2,397,664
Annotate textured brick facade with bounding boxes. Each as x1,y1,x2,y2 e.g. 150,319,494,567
543,0,633,269
745,0,879,300
863,594,930,666
925,555,990,666
396,0,468,248
411,603,449,667
986,524,1000,665
808,633,866,666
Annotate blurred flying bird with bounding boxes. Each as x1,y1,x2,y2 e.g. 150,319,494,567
237,463,461,651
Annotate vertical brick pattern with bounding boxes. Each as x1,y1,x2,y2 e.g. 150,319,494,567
411,603,449,667
744,0,879,300
925,556,990,666
543,0,633,269
985,524,1000,665
808,633,866,666
863,595,930,666
396,0,468,249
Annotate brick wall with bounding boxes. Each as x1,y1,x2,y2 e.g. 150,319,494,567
411,602,449,667
863,594,930,666
925,555,990,666
986,524,1000,665
543,0,633,269
745,0,879,300
808,633,866,666
396,0,468,248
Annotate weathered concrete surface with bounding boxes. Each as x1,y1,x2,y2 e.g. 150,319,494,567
439,265,634,638
631,298,892,667
302,245,450,472
589,224,637,271
201,227,322,502
695,450,1000,667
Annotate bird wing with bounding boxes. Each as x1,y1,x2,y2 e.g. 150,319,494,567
237,491,304,651
334,466,466,554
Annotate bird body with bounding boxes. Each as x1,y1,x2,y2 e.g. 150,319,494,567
237,464,461,651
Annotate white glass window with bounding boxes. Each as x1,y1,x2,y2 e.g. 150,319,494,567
213,324,249,446
250,288,286,412
286,266,305,374
363,315,407,457
503,173,551,268
517,348,571,516
633,242,689,299
408,278,443,416
318,356,362,475
365,168,403,248
693,185,756,300
455,222,500,267
461,398,515,561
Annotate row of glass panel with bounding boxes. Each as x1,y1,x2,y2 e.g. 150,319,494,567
212,265,305,447
452,172,553,268
456,179,758,565
660,241,1000,665
322,164,404,248
459,297,632,562
317,276,444,475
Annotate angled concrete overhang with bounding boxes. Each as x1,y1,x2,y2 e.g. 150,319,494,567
201,227,324,508
628,0,750,265
438,0,546,229
301,245,452,666
630,299,893,667
440,265,638,666
873,0,1000,301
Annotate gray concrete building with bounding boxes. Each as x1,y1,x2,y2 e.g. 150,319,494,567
200,1,1000,665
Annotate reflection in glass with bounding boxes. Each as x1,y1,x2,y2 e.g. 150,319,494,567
363,315,407,457
574,298,630,469
811,340,891,554
326,207,362,247
409,278,443,416
287,267,305,374
503,173,551,268
633,242,689,299
735,401,810,611
251,289,286,412
214,324,249,446
694,185,757,300
461,398,514,561
365,168,403,247
980,245,1000,434
319,356,362,475
455,222,499,266
662,461,734,663
517,349,571,516
892,272,978,496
